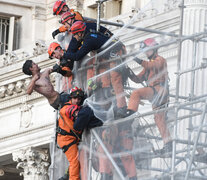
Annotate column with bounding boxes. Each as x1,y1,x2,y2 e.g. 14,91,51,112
12,147,50,180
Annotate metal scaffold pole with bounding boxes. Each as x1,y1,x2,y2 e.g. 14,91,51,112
171,0,185,179
91,129,126,180
184,100,207,180
79,0,207,179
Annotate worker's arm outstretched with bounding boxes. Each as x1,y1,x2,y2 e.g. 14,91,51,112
26,74,40,95
63,34,99,61
141,56,166,69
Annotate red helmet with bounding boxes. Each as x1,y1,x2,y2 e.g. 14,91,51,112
140,38,158,49
48,42,61,57
70,21,86,34
53,0,67,15
60,12,75,24
70,86,84,98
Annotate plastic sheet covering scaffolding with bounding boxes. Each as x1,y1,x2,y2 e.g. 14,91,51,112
49,0,207,179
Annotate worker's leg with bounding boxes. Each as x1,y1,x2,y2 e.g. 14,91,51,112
99,66,111,88
87,57,95,82
153,110,171,144
64,143,80,180
152,85,171,144
97,142,113,175
79,148,88,180
128,87,154,112
98,127,118,177
62,76,73,92
110,62,126,108
119,128,137,178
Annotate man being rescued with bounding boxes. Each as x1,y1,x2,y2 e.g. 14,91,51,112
22,60,72,110
119,38,172,154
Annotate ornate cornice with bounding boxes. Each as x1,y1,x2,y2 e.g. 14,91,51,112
0,73,56,110
0,40,48,69
107,0,180,27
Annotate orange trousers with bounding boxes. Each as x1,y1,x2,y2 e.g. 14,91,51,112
57,135,80,180
87,56,126,108
62,76,73,92
128,86,171,144
98,127,137,178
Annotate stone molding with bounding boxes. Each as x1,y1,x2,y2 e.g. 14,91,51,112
107,0,180,25
20,102,33,128
0,40,47,68
12,147,50,180
0,74,55,100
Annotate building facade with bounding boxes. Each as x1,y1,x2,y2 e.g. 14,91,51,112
0,0,206,179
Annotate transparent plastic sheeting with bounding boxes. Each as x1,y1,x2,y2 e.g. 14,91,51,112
49,0,207,179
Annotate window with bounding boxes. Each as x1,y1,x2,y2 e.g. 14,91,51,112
0,16,9,55
0,16,19,55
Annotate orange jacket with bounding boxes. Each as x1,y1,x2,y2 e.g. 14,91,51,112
59,9,84,32
133,55,168,87
58,102,82,137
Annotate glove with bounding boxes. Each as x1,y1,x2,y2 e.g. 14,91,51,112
52,29,60,39
52,64,61,73
60,58,74,70
52,64,71,77
87,79,98,91
133,57,143,65
60,58,68,67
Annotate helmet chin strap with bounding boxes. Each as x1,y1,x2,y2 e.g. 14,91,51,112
148,49,157,60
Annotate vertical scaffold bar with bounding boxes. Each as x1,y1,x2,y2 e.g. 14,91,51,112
91,129,125,180
96,0,101,32
171,0,185,180
184,100,207,180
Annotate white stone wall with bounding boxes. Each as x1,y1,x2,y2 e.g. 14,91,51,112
0,0,206,179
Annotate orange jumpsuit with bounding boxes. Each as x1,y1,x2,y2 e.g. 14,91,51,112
128,54,171,143
98,124,137,179
87,44,127,108
57,102,82,180
59,10,83,92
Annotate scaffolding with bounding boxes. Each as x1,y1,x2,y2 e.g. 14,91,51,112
51,0,207,179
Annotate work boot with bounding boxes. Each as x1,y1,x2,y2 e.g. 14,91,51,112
115,106,127,118
129,176,138,180
116,108,136,118
155,141,173,155
100,173,113,180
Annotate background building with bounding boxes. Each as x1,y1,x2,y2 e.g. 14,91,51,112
0,0,206,179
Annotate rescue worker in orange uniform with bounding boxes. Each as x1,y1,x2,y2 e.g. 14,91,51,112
57,21,127,115
120,38,172,153
57,87,83,180
57,86,103,180
48,42,74,91
52,0,84,39
98,122,137,180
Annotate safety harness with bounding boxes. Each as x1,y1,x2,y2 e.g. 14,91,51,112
56,103,82,153
56,125,81,153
